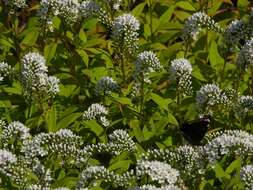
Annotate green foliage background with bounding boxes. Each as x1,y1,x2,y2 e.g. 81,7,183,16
0,0,253,189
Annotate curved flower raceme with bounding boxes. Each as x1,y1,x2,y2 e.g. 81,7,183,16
182,12,223,41
20,52,60,100
170,58,192,95
94,76,118,96
111,13,140,55
82,103,110,127
134,51,162,83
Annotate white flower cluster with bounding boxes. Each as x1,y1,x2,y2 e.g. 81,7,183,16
94,76,118,96
136,160,180,185
0,62,12,81
77,166,133,189
142,146,204,177
170,58,192,95
0,149,29,186
100,0,123,10
108,129,136,154
196,84,221,111
182,12,223,41
0,149,17,165
223,20,247,48
3,0,26,8
26,185,70,190
22,129,85,165
82,103,110,127
21,52,60,99
196,84,235,114
111,13,140,55
0,121,30,149
237,39,253,69
38,0,80,24
203,130,253,164
133,184,181,190
235,95,253,117
84,129,136,155
240,165,253,190
80,0,112,27
134,51,162,83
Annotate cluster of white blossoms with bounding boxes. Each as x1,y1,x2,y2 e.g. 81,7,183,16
26,185,70,190
111,13,140,55
196,84,235,114
0,149,30,186
132,184,181,190
240,165,253,190
38,0,80,24
21,129,87,167
223,20,247,48
0,121,30,150
237,39,253,69
142,145,204,178
77,166,133,189
196,84,221,111
136,160,180,185
21,52,60,100
0,62,13,81
235,95,253,117
84,129,136,156
170,58,192,95
3,0,26,8
203,130,253,164
94,76,118,96
82,103,110,127
79,0,112,27
133,51,162,83
182,12,223,41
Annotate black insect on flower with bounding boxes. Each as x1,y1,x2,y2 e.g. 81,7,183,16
180,116,211,145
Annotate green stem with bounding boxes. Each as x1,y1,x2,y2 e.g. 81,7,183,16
184,42,189,58
119,52,126,85
220,59,227,83
140,75,145,128
13,10,20,62
148,0,153,42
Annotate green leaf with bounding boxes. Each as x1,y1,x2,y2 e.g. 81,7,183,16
112,96,132,105
21,28,39,46
131,2,146,17
167,112,178,126
151,93,173,111
58,84,78,97
47,105,57,132
83,120,105,140
215,163,231,179
215,163,226,178
225,158,241,174
76,49,89,67
44,43,58,63
79,28,87,43
176,1,196,11
209,41,224,71
0,100,12,108
108,160,132,172
130,119,144,142
0,38,14,49
52,177,77,188
158,5,175,28
56,112,82,130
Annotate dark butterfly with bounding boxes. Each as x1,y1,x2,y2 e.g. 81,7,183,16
180,116,211,145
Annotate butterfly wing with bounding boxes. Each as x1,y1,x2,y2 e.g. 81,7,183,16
180,118,209,145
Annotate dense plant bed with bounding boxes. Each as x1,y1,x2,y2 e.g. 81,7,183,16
0,0,253,189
